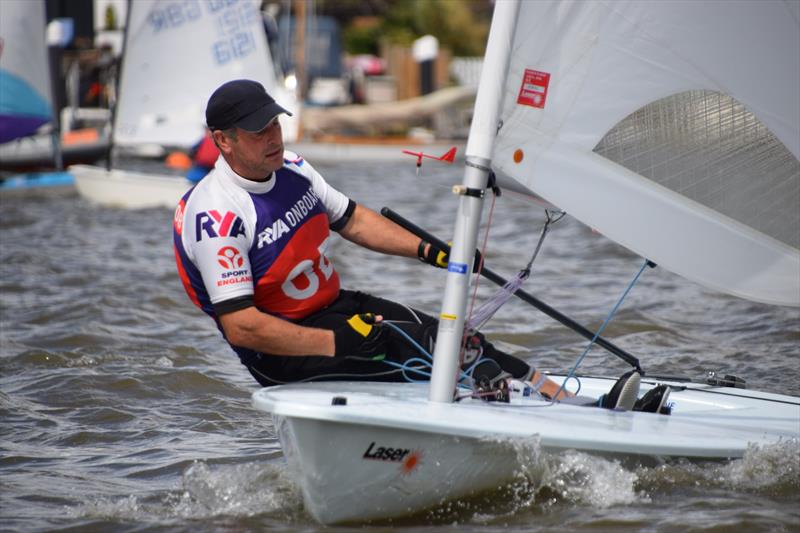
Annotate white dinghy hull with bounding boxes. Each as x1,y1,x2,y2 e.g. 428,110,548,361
71,164,192,209
253,378,800,524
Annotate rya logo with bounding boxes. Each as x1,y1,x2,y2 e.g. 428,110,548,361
217,246,244,270
196,210,246,241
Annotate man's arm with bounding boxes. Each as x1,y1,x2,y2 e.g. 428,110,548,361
219,306,335,356
338,204,421,258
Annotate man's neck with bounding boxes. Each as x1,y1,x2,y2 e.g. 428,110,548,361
228,161,274,182
242,173,273,183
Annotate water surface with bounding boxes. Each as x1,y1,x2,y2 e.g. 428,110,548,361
1,159,798,532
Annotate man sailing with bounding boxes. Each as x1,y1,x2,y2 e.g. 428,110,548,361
172,79,669,413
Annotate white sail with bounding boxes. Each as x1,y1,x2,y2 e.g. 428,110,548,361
114,0,291,149
247,2,800,524
492,0,800,307
0,0,53,144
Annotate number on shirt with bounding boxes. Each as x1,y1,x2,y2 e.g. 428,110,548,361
281,237,334,299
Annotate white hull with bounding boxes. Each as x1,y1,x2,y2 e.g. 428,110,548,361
71,164,191,209
0,130,109,172
253,377,800,524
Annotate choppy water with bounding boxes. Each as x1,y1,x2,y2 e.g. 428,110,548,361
2,160,799,532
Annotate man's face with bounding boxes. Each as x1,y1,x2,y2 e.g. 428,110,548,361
217,117,284,180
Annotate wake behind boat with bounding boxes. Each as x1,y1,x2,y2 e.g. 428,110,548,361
252,0,800,524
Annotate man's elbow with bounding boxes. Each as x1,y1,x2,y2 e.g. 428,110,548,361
223,324,248,347
219,312,257,349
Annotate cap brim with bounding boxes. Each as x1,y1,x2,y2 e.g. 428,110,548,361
234,102,292,132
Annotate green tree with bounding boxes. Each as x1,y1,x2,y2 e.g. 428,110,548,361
339,0,490,56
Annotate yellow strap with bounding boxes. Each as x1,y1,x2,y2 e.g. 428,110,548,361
435,250,448,268
435,240,453,268
347,314,373,338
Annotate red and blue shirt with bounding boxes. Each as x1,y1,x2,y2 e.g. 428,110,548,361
173,152,352,342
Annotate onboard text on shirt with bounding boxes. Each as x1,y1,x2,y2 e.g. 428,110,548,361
257,189,321,248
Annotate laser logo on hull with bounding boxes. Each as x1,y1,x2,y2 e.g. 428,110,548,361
362,442,423,474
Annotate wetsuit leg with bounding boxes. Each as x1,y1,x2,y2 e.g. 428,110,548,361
247,291,432,385
246,290,532,386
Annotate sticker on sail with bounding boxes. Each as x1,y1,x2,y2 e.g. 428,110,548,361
517,69,550,109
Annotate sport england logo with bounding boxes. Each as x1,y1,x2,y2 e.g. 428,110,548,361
196,210,246,241
217,246,244,269
216,246,251,287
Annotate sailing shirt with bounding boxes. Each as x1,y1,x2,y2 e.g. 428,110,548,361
173,152,352,332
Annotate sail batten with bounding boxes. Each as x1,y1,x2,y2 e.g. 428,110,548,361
493,0,800,306
594,90,800,251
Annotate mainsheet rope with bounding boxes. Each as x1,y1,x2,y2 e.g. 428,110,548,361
402,163,648,399
382,256,652,403
551,257,652,401
380,321,495,387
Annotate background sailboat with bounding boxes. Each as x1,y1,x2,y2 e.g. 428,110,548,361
71,0,297,209
0,0,108,174
0,0,52,145
252,0,799,524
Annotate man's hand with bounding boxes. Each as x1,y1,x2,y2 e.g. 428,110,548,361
418,240,449,268
333,313,388,359
418,240,483,272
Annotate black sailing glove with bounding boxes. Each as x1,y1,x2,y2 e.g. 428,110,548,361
333,313,388,359
418,240,484,273
418,239,449,268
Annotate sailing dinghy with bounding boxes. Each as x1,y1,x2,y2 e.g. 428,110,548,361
0,0,108,174
252,0,799,524
71,0,297,209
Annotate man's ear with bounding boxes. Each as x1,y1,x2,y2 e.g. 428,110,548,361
212,129,232,155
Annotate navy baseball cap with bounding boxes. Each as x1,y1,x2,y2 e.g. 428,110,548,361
205,79,292,132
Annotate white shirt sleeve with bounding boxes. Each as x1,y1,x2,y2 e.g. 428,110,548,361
181,175,257,304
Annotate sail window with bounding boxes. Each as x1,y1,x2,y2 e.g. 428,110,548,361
593,91,799,250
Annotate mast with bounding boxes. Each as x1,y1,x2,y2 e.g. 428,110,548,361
428,0,520,403
47,10,64,170
104,0,132,171
293,0,308,102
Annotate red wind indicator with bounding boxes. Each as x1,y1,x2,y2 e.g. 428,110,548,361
402,146,457,167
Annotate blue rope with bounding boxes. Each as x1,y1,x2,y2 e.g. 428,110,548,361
382,320,486,386
383,321,433,362
379,357,434,382
551,258,651,402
